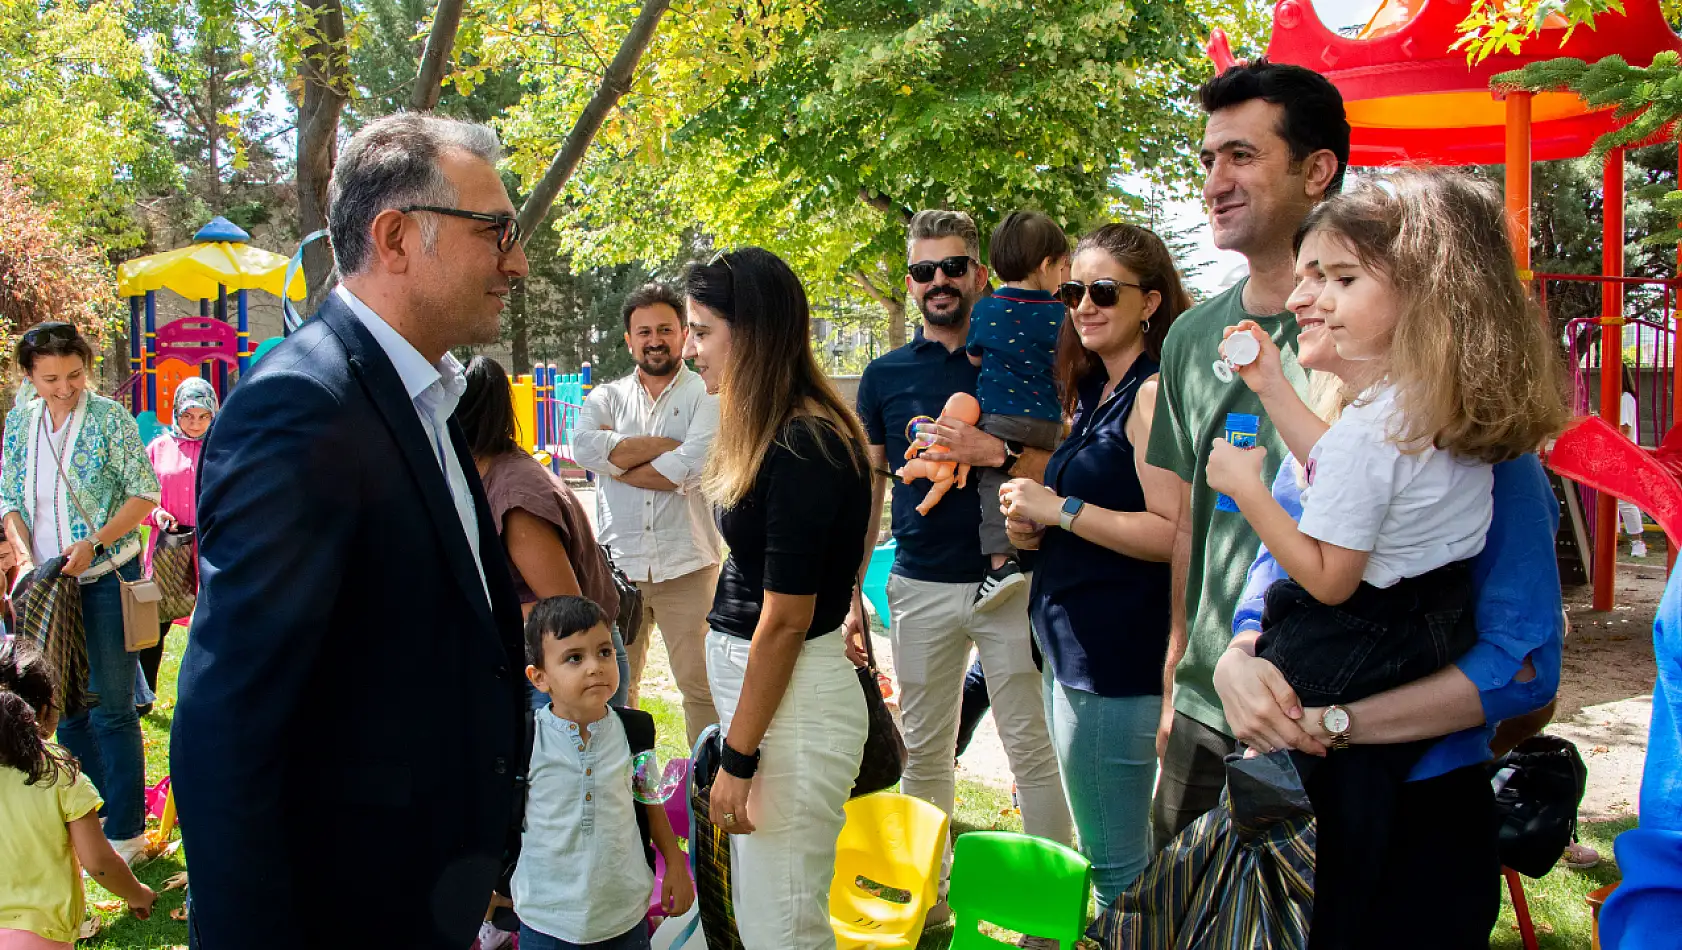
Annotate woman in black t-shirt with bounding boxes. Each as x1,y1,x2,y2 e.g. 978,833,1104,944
681,247,871,948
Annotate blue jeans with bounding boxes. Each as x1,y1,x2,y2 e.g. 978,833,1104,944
517,921,650,950
1042,665,1158,907
527,625,630,711
57,559,147,840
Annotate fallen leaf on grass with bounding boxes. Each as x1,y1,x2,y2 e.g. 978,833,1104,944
79,918,103,939
171,906,189,921
161,871,189,892
91,899,124,912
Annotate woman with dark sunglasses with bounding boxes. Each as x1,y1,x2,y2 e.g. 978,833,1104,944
1,322,161,867
998,224,1191,906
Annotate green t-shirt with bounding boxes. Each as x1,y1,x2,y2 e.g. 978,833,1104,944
1145,279,1306,735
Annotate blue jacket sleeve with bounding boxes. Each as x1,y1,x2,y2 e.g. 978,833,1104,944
1599,563,1682,948
169,369,359,947
1233,464,1302,636
1459,456,1564,725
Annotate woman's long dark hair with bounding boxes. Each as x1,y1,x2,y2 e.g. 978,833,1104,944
1054,224,1192,416
686,248,870,508
0,640,78,786
457,356,523,460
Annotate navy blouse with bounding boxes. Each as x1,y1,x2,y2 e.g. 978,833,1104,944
1030,354,1171,697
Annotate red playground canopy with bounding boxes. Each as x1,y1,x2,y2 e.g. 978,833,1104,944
1207,0,1682,167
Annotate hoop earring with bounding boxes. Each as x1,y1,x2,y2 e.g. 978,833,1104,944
1141,318,1151,335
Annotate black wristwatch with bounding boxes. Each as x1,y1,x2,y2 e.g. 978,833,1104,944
90,539,106,560
1000,439,1025,474
720,740,761,780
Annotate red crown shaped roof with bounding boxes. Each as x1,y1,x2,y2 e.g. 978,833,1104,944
1208,0,1682,165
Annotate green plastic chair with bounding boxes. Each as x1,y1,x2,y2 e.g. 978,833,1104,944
948,831,1092,949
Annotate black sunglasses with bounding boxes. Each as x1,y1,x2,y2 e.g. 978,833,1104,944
1057,279,1145,309
907,256,974,283
21,322,79,346
399,205,523,253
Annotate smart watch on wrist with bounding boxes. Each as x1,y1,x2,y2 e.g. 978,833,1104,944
1058,496,1085,532
720,740,761,780
90,539,106,560
1000,439,1025,474
1321,705,1353,750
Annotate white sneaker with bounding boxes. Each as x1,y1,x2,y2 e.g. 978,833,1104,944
974,561,1027,613
109,835,150,867
1632,539,1648,558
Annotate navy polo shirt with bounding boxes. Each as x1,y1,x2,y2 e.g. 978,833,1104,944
857,329,991,584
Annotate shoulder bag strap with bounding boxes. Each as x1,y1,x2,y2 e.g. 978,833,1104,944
38,411,102,542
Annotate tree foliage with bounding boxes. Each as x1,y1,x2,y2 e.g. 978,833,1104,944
0,166,121,371
134,0,293,237
1495,51,1682,245
0,0,157,241
481,0,1212,344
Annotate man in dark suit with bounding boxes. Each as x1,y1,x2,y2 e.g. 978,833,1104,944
173,113,531,949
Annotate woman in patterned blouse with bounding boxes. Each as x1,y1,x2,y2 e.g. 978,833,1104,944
1,322,161,867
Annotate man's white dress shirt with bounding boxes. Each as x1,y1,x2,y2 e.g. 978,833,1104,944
571,366,721,584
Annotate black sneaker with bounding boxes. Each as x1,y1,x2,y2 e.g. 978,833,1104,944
974,560,1026,613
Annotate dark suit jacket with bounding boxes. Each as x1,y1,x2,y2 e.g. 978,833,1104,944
172,295,527,949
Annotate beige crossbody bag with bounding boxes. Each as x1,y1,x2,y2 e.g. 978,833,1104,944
38,411,162,651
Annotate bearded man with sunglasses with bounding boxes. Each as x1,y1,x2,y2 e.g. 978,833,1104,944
851,210,1073,923
174,114,532,949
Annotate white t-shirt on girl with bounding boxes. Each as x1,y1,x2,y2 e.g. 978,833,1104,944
1297,385,1493,589
512,705,653,944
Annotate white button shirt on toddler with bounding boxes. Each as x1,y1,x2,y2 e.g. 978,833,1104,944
512,707,654,943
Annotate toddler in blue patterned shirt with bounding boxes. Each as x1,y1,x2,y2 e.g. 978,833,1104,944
966,211,1069,611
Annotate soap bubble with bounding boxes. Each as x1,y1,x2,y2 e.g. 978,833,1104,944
632,751,688,804
1212,329,1260,383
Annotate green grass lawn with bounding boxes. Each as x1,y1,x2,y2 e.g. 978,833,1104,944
87,640,1633,949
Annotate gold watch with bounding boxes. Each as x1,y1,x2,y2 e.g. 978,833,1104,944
1321,705,1352,750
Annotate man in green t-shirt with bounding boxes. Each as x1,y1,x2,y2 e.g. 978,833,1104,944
1145,59,1350,849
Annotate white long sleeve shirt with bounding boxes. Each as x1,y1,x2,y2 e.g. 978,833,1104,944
570,366,722,583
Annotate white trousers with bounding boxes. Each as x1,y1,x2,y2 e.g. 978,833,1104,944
1620,499,1645,537
886,574,1072,845
706,630,867,949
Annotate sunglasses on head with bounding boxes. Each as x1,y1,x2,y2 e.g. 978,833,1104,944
1057,279,1144,309
399,205,523,253
21,322,79,346
907,256,975,283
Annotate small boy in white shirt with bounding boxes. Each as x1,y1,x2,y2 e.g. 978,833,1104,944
513,597,692,950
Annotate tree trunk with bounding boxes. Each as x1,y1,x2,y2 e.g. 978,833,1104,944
295,0,349,312
851,268,907,350
411,0,466,112
515,0,672,236
205,50,221,206
509,280,531,374
884,298,907,349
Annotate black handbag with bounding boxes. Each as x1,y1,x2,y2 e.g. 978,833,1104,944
600,545,646,647
1492,734,1588,878
850,630,907,798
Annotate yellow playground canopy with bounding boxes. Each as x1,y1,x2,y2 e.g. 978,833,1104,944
116,217,305,301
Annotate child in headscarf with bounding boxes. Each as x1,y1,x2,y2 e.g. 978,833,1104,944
135,377,219,713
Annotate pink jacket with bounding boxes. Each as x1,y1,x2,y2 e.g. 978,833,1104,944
143,432,202,576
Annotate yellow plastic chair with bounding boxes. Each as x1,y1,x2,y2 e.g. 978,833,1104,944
831,792,950,949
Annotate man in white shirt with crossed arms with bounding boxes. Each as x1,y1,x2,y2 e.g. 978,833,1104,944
572,283,722,745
